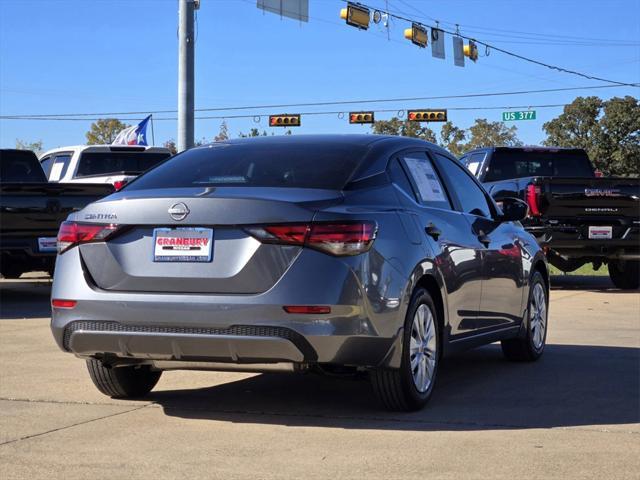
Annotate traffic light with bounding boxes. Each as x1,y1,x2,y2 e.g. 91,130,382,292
403,23,428,48
408,110,448,122
339,3,370,30
464,40,479,62
269,114,301,127
349,112,375,124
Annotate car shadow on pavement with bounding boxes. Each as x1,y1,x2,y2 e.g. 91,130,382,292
147,343,639,431
0,278,52,320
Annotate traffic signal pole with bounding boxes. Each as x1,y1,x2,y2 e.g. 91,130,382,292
178,0,195,152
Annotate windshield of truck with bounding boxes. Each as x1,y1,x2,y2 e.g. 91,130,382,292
75,151,170,178
484,149,594,182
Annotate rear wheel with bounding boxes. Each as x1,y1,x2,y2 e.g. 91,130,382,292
0,262,24,279
86,360,161,398
370,288,440,411
608,261,640,290
502,271,548,362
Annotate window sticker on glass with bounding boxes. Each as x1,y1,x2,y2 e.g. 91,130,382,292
403,157,447,203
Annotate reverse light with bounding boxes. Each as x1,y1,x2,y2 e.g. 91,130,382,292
57,221,120,253
283,305,331,314
245,221,377,256
526,184,542,217
52,299,77,309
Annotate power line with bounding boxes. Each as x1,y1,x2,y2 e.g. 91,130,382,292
0,103,569,122
0,84,629,119
341,1,640,87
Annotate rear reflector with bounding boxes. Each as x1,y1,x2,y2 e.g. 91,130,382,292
57,221,120,253
246,221,377,256
283,305,331,314
526,184,542,217
112,180,128,191
52,299,77,309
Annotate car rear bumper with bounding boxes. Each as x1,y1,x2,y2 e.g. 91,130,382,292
50,247,407,368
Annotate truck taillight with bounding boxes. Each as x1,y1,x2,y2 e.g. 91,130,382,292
57,221,120,253
112,180,128,191
245,221,377,256
526,184,542,217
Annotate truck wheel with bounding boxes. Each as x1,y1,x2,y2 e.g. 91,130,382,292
502,271,548,362
86,360,161,398
608,261,640,290
370,288,440,411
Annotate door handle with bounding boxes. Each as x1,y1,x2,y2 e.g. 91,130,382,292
425,224,442,240
477,232,491,247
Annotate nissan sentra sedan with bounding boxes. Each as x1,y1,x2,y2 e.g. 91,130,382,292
51,135,549,411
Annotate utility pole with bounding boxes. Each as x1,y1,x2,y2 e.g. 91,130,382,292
178,0,196,152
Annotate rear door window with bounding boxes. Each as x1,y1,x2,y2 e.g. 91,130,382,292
432,153,493,218
75,152,170,178
49,153,73,182
399,153,452,210
40,156,53,177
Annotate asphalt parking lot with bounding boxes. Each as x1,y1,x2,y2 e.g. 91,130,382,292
0,274,638,480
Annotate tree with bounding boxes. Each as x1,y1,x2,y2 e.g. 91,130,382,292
371,117,436,142
598,96,640,176
239,128,268,138
163,139,177,155
86,118,129,144
544,96,639,176
214,121,229,142
439,122,466,157
464,118,522,150
15,139,44,154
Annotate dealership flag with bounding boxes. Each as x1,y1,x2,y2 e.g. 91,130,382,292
112,115,151,146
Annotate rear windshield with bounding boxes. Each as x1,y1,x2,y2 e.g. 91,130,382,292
484,149,594,182
75,152,170,178
0,150,47,183
126,143,367,190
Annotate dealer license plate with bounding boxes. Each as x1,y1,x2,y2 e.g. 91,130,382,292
38,237,58,253
588,226,612,240
153,228,213,262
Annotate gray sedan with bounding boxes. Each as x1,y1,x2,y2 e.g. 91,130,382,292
51,135,549,411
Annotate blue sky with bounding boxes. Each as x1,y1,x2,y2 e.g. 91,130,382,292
1,0,639,150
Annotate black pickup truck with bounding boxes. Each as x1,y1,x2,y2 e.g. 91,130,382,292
461,146,640,289
0,149,114,278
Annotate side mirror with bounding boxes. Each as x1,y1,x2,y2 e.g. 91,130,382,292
499,197,528,222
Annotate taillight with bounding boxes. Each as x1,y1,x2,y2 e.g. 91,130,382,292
113,180,128,191
526,184,542,217
57,221,120,253
245,221,377,256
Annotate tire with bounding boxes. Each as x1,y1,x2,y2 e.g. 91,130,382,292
608,261,640,290
86,359,162,398
370,288,440,411
501,271,548,362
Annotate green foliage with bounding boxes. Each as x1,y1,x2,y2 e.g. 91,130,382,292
439,122,466,157
464,118,523,150
543,96,639,176
370,117,520,156
15,139,44,154
371,117,436,142
163,139,177,155
238,128,268,138
85,118,129,144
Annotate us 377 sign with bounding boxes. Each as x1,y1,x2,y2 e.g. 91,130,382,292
502,110,536,121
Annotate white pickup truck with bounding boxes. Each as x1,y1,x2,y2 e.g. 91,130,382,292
39,145,171,190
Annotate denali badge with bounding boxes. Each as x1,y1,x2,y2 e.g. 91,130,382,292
585,208,618,213
84,213,117,220
585,188,620,197
168,202,190,221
